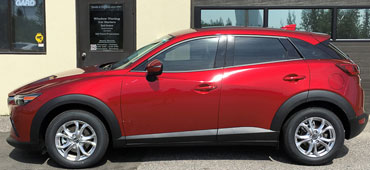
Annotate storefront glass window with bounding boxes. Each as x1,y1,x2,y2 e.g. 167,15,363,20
268,9,332,35
12,0,45,52
0,1,9,50
201,9,264,28
337,9,370,39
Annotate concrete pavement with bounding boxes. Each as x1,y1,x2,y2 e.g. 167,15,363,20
0,123,369,170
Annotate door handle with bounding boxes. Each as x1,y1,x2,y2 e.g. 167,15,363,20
283,74,306,82
194,83,217,94
81,52,87,61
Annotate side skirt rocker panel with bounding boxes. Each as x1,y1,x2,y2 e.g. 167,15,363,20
120,127,279,147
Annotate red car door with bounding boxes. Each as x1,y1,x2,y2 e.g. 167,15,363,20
218,36,310,140
121,36,224,143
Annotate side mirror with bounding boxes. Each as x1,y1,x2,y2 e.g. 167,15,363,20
146,59,163,81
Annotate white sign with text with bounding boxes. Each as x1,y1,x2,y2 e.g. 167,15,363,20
15,0,36,7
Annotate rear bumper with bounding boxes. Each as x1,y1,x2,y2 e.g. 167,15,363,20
348,112,369,139
6,135,41,151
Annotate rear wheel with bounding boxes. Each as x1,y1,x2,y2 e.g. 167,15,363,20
282,107,344,165
45,110,109,168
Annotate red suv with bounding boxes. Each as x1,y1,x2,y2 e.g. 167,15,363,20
7,28,368,168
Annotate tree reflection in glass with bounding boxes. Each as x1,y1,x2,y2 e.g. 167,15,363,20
337,9,370,39
268,9,332,35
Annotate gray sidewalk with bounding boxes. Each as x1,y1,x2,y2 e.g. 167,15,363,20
0,116,10,133
0,122,369,170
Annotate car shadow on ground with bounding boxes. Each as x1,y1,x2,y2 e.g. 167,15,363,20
8,144,349,168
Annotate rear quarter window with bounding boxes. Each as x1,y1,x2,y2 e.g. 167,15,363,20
321,41,349,60
290,38,345,60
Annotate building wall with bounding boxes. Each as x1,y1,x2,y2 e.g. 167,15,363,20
0,0,77,115
136,0,191,48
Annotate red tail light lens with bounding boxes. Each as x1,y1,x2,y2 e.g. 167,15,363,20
336,63,360,76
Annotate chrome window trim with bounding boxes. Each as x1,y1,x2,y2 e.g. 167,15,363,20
133,67,224,73
223,58,303,69
232,34,289,39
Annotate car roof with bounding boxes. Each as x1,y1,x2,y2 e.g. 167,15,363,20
169,27,330,45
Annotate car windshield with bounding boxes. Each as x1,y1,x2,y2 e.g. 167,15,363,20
112,35,174,70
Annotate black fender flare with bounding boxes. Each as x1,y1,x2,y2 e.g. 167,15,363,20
30,94,123,146
270,90,356,131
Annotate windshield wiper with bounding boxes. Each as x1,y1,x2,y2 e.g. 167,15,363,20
101,64,113,70
100,61,117,70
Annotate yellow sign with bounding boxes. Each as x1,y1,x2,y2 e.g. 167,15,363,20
35,33,44,44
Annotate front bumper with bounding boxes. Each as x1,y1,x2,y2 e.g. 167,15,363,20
348,112,369,139
6,136,41,151
7,110,42,151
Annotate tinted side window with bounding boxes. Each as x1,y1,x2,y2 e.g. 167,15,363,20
290,38,333,59
279,39,302,59
317,41,347,60
233,37,288,66
135,37,219,72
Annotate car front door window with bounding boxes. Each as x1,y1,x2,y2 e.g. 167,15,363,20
134,37,219,72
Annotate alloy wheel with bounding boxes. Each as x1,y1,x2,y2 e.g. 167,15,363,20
55,120,97,161
294,117,336,158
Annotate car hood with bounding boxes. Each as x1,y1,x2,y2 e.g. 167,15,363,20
9,66,102,96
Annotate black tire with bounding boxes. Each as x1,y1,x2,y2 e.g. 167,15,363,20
282,107,345,165
45,110,109,168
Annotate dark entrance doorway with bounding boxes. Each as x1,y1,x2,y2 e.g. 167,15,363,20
76,0,136,67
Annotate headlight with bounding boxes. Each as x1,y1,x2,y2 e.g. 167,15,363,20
11,94,41,105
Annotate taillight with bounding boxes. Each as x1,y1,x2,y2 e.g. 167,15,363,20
336,63,360,76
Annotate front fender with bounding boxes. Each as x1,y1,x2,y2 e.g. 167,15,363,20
30,94,123,147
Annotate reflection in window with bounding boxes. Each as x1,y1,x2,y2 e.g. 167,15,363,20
0,0,9,50
337,9,370,39
12,0,45,52
268,9,332,35
233,37,287,66
201,9,263,28
150,38,219,72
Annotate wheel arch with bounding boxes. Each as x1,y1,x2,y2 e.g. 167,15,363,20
271,90,355,139
30,94,123,147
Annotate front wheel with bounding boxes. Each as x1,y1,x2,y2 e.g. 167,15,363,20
45,110,109,168
282,107,345,165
